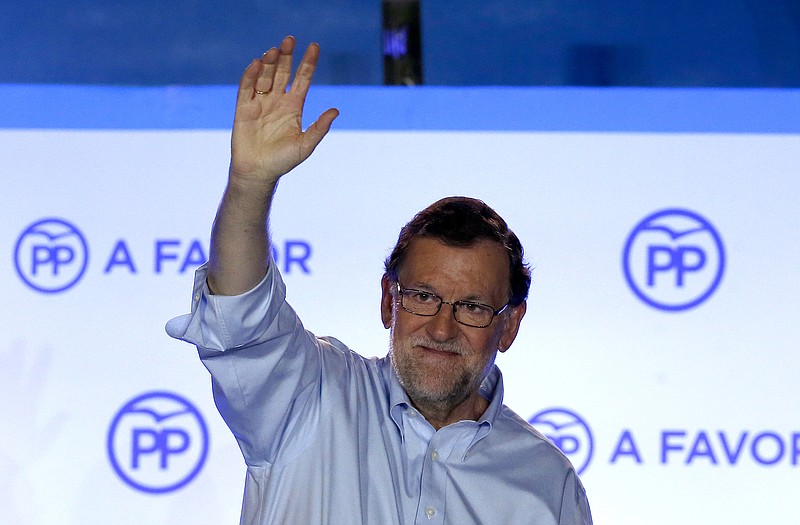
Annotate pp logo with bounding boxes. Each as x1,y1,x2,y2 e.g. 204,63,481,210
107,391,209,494
14,218,89,293
529,408,593,475
623,209,725,311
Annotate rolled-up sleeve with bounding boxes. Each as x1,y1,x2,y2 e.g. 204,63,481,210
165,261,293,352
166,261,324,467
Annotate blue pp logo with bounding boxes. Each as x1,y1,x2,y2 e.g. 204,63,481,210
14,218,89,293
529,408,594,475
107,391,209,494
623,209,725,311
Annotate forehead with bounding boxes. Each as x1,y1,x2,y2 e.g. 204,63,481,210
399,237,510,297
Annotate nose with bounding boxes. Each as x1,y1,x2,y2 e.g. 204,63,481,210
426,301,461,341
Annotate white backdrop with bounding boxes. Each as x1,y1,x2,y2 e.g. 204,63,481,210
2,85,799,524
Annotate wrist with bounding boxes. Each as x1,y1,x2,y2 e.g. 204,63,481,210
227,166,279,196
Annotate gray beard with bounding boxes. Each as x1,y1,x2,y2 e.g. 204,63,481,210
388,332,481,411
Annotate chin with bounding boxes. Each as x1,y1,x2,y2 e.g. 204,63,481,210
391,354,473,406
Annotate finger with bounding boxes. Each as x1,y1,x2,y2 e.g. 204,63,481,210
272,36,296,93
237,59,262,102
254,47,278,95
290,42,320,100
299,107,339,160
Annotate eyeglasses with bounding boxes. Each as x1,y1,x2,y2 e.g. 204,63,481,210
395,282,509,328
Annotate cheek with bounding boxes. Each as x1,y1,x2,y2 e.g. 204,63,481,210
467,327,504,356
389,317,414,346
394,311,429,335
459,332,492,356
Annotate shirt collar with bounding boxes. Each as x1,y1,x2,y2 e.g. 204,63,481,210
477,365,504,425
382,357,412,440
381,357,505,439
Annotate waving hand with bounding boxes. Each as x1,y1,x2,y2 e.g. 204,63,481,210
209,36,338,295
230,36,339,185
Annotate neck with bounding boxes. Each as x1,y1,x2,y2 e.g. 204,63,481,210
411,391,489,430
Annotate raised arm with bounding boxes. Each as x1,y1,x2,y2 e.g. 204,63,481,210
208,36,338,295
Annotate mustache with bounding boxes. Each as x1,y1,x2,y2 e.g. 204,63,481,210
408,335,465,356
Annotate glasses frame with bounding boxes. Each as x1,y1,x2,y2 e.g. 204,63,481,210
395,281,509,328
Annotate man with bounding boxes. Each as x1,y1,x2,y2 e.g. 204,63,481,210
167,36,592,524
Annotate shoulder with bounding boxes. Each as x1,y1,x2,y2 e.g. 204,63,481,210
317,335,381,365
492,405,577,474
315,335,388,385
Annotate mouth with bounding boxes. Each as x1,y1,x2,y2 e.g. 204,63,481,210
417,344,461,357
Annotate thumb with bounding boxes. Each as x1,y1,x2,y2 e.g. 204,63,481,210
300,108,339,159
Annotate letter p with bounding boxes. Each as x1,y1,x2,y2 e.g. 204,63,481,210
647,245,675,286
675,246,706,286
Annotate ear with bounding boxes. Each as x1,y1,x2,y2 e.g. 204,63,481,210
380,274,394,329
498,300,526,353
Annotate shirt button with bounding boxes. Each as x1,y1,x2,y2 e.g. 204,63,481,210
194,293,201,302
408,409,417,418
425,507,436,519
431,449,439,461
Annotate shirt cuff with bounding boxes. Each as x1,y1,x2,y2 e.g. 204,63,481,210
165,260,284,352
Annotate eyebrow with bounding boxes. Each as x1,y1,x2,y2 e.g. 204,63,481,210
407,281,492,304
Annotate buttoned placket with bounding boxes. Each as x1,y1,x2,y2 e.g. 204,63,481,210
387,367,503,524
405,413,481,524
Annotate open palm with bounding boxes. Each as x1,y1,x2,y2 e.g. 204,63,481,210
230,36,338,184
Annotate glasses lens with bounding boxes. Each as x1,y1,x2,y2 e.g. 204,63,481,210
401,290,441,315
454,303,494,327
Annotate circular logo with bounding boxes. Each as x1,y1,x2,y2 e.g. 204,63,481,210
529,408,593,475
107,391,209,494
622,209,725,311
14,218,89,293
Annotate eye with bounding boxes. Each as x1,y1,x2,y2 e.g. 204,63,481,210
459,302,485,313
410,291,435,303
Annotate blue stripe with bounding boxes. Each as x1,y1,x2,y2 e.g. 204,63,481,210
2,84,800,133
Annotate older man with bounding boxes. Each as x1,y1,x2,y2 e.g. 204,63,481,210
167,36,592,525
